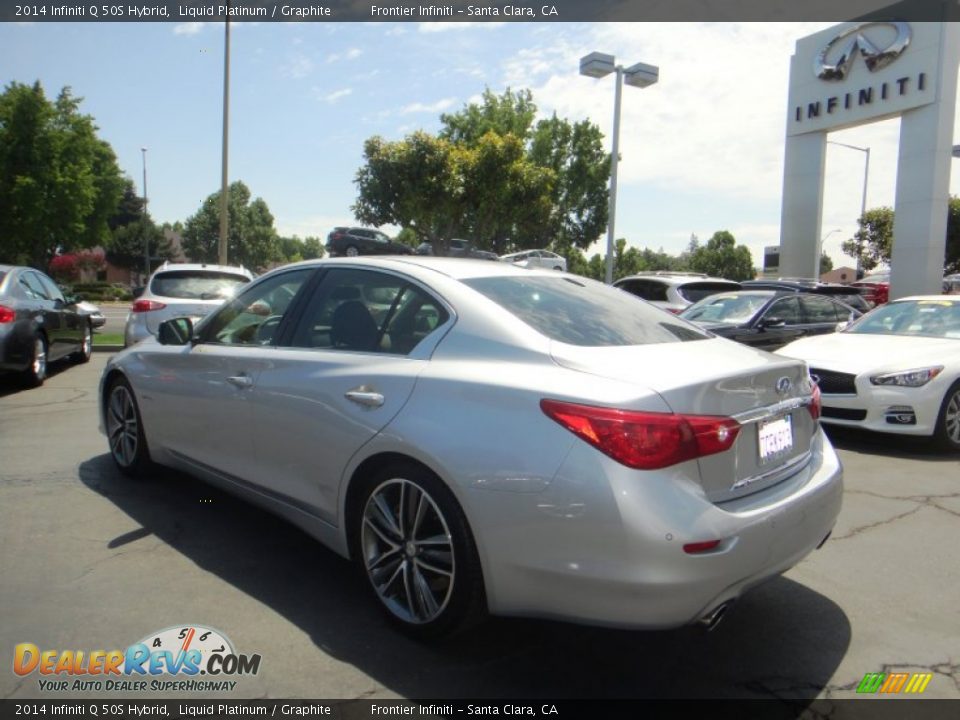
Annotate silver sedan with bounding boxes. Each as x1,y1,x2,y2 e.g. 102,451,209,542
99,257,842,637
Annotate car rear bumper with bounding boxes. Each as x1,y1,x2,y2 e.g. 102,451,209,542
469,428,843,629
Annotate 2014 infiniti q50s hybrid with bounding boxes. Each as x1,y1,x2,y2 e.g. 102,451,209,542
99,257,842,637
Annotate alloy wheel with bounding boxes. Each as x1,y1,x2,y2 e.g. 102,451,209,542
31,337,47,383
944,388,960,445
345,246,360,257
107,384,140,468
361,478,455,625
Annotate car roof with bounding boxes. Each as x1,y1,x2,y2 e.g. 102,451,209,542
616,273,738,286
892,295,960,303
262,255,562,282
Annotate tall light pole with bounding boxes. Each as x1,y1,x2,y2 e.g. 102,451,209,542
219,13,231,265
827,140,870,278
141,147,149,281
580,52,659,285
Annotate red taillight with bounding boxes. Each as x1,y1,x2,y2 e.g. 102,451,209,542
0,304,15,323
808,383,822,421
131,299,166,313
540,399,741,470
683,540,722,554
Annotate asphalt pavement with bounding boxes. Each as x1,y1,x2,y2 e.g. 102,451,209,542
1,355,958,702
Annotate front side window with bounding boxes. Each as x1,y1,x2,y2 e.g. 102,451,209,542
466,275,708,346
199,269,312,346
291,268,449,355
35,273,65,303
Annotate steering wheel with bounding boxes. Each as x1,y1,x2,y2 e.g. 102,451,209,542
254,315,284,345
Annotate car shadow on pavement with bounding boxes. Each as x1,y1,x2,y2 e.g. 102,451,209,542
0,362,75,398
79,454,851,702
824,425,958,462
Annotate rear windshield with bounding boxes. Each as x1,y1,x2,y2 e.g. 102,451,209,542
464,276,709,346
150,271,249,300
676,282,741,303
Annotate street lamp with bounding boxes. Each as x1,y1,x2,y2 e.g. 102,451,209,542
580,51,659,285
141,147,149,281
827,140,870,278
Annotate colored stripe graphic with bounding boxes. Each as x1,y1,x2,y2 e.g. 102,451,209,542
857,673,886,693
903,673,933,694
880,673,910,693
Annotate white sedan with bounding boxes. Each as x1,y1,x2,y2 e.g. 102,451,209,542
501,249,567,272
777,295,960,450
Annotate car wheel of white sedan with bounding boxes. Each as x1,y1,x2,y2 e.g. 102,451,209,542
935,381,960,451
106,377,153,477
73,322,92,364
355,463,486,637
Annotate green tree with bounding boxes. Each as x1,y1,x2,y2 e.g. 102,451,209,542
0,81,123,267
301,236,324,260
354,88,609,256
105,178,173,272
945,196,960,274
688,230,756,281
277,235,325,263
841,207,894,273
820,252,834,276
182,181,281,271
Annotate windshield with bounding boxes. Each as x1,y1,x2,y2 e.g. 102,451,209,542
847,299,960,339
464,275,709,346
681,293,772,324
151,271,249,300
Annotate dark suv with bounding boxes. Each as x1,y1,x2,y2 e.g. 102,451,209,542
325,227,414,258
740,278,872,313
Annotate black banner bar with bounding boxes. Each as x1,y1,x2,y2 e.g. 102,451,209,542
2,700,960,720
2,0,958,23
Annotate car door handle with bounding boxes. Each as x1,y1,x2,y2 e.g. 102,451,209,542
227,375,254,389
345,387,384,408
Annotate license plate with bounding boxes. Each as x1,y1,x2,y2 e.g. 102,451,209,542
758,415,793,464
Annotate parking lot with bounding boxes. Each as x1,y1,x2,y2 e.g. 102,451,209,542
1,353,958,701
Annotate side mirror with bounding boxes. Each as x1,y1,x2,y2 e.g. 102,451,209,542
835,321,849,332
760,318,786,329
63,294,79,305
158,317,194,346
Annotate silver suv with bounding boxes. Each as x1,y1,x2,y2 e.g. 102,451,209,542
614,272,741,313
124,263,254,347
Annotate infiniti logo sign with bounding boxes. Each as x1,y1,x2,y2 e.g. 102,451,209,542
815,22,912,81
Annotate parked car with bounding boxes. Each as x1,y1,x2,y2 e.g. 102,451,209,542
123,263,253,347
100,257,841,637
777,295,960,450
501,249,568,272
326,227,414,258
741,278,872,314
415,238,499,261
0,264,92,385
75,300,106,329
680,290,862,351
614,272,741,313
850,272,890,307
943,273,960,294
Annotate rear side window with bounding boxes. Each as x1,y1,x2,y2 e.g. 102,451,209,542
465,276,708,346
677,282,741,303
150,271,249,300
616,279,668,302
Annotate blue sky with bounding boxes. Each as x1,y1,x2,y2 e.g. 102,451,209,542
3,20,959,268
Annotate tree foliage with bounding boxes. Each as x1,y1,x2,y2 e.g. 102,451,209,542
687,231,756,281
0,81,124,267
182,181,281,271
105,178,173,272
353,88,608,256
841,207,894,273
277,235,325,264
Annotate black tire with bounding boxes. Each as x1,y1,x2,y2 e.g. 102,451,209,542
73,321,93,364
105,376,153,477
344,245,360,257
25,334,48,387
351,461,486,639
933,380,960,452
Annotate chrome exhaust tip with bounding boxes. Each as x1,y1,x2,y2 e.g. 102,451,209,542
698,602,731,632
